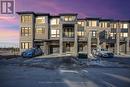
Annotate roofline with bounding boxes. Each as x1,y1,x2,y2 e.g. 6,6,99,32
16,11,35,14
59,13,78,16
86,17,101,20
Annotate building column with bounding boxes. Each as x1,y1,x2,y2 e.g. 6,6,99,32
97,30,100,48
116,24,120,55
102,42,106,49
60,24,63,55
84,21,88,54
44,42,48,55
74,24,78,56
116,34,120,55
88,31,92,56
126,37,130,54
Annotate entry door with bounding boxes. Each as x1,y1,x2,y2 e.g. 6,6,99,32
50,45,59,54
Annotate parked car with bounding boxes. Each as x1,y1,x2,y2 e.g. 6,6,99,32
21,48,43,58
78,52,88,59
93,48,114,58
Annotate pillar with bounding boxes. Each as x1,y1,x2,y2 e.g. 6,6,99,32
74,24,78,56
126,37,130,54
97,30,100,48
44,42,48,55
116,23,120,55
88,31,92,56
60,24,63,55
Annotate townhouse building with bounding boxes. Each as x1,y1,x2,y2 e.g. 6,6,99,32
17,11,130,56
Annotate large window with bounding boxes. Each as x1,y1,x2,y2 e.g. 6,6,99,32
92,31,96,37
78,21,85,27
51,29,59,38
50,18,60,25
77,28,84,37
36,16,45,24
63,28,74,38
123,24,128,28
113,23,117,28
21,27,31,36
110,33,116,39
21,42,31,49
36,28,44,34
21,15,32,23
120,33,128,37
64,16,75,21
100,22,109,28
88,21,98,27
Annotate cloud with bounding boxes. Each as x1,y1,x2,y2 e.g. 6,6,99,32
0,28,19,42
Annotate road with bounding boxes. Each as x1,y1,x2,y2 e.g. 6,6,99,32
0,64,130,87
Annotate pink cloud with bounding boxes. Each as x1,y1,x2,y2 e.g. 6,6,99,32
0,15,18,24
0,28,19,42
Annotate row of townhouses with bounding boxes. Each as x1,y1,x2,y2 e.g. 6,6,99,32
17,11,130,56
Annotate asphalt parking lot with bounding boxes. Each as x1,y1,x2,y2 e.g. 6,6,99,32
0,56,130,87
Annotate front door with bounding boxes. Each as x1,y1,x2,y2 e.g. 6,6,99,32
50,45,59,54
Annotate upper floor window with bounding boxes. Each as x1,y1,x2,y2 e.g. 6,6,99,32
36,16,45,24
113,23,117,28
21,15,32,23
21,27,31,36
88,21,98,27
110,33,116,39
92,31,96,37
78,21,85,27
36,28,44,34
100,22,109,28
51,29,59,38
77,30,84,37
64,16,75,21
123,24,128,28
120,33,128,37
63,28,74,38
50,18,60,25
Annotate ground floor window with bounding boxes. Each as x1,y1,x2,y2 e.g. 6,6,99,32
78,44,84,52
63,42,74,52
21,42,31,49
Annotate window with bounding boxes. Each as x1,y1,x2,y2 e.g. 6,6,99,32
124,33,128,37
64,16,75,21
100,22,108,28
92,31,96,37
110,33,116,39
88,21,97,27
113,24,117,28
21,27,31,36
36,17,45,24
51,29,59,38
77,31,84,37
123,24,128,28
36,28,44,34
78,21,84,27
120,33,128,37
77,29,84,37
21,15,32,23
63,28,74,38
50,18,60,25
110,33,114,37
21,42,31,49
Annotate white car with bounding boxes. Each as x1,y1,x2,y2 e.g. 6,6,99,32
93,48,114,58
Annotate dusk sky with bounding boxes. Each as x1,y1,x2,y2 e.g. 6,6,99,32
0,0,130,47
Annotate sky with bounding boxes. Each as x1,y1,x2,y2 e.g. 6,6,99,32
0,0,130,47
